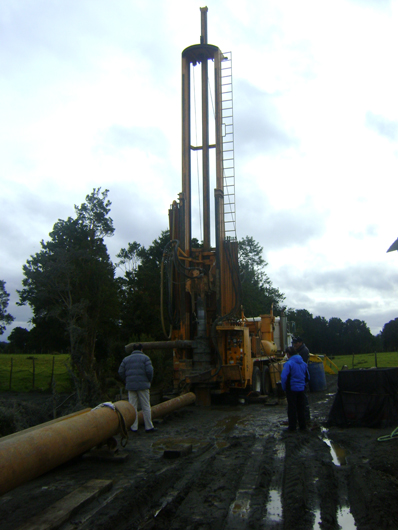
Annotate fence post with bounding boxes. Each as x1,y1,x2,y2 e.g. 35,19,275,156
352,352,354,369
9,358,13,390
374,351,378,368
51,355,55,386
32,358,35,390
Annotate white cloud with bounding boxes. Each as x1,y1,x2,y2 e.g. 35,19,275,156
1,0,398,340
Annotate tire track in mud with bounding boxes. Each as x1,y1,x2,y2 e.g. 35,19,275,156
67,410,348,530
7,382,372,530
259,437,285,529
5,378,398,530
282,433,318,529
84,414,261,530
224,437,267,529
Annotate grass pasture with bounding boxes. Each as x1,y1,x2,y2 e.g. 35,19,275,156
0,351,397,394
322,351,398,371
0,354,72,393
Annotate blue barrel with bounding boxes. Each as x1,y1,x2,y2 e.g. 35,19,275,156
308,361,326,392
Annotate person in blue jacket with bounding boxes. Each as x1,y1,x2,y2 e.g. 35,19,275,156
118,343,155,433
281,346,309,432
292,336,311,422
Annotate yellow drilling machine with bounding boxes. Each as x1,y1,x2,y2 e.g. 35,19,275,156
126,8,289,405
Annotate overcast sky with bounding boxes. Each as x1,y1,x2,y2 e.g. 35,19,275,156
1,0,398,340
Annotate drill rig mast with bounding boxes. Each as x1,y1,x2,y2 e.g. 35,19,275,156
164,8,242,403
126,8,286,405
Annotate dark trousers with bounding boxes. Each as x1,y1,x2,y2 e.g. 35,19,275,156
304,386,310,421
286,388,306,430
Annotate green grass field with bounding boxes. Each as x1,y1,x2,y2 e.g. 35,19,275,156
0,354,72,393
320,351,398,371
0,351,397,393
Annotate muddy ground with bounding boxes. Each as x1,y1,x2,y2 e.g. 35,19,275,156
1,375,398,530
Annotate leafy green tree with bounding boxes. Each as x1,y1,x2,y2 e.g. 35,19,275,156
117,231,170,342
28,318,70,354
287,309,378,355
0,280,14,335
286,309,314,340
116,233,286,343
238,236,285,316
7,327,30,353
381,318,398,351
18,189,119,388
343,319,375,355
327,317,345,355
311,315,328,353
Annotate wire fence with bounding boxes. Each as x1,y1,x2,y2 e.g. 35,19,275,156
0,355,72,393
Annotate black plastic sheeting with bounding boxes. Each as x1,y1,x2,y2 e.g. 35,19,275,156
328,368,398,428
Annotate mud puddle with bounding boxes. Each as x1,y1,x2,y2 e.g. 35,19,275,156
313,506,357,529
321,427,348,466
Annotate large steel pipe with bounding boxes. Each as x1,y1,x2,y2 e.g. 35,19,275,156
0,400,135,496
0,408,91,443
137,391,196,424
0,393,196,495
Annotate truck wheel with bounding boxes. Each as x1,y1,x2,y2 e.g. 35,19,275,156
262,366,272,395
252,366,262,393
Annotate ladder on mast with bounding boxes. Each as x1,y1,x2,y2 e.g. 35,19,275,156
221,51,237,241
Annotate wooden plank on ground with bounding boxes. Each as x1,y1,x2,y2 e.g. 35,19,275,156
17,479,113,530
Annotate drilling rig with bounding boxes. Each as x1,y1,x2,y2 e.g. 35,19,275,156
126,8,289,405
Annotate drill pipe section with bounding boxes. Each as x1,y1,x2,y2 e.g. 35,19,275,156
0,400,134,496
125,340,194,354
0,393,195,496
136,391,196,424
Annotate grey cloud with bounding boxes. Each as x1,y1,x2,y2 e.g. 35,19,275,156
306,299,388,335
106,185,168,263
234,80,299,157
291,298,396,336
98,126,170,157
278,263,398,295
366,224,378,237
272,261,398,334
277,263,398,335
364,306,398,334
1,1,177,84
1,272,33,340
238,195,328,252
350,224,378,240
262,208,327,251
366,112,398,141
0,2,101,78
0,191,74,265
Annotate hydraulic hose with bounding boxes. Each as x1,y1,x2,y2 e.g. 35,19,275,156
377,426,398,442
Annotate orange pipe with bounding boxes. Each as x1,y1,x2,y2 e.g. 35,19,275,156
0,408,91,443
0,401,135,495
0,393,196,495
137,391,196,424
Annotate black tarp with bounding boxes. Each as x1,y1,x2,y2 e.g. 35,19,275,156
328,368,398,428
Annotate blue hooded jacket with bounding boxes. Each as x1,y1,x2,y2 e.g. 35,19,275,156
281,353,309,392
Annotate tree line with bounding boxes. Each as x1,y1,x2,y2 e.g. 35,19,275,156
1,189,397,388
